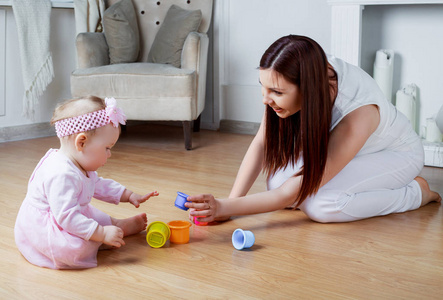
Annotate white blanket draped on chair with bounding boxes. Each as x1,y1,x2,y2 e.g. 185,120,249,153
12,0,54,118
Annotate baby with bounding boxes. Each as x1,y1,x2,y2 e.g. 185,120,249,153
15,96,158,269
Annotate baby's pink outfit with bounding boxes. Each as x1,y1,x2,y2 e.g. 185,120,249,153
15,149,125,269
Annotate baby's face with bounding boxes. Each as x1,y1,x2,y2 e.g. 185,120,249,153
80,124,120,171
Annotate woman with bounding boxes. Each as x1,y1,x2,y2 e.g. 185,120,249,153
186,35,440,223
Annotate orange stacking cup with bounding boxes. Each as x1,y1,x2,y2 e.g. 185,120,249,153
168,220,192,244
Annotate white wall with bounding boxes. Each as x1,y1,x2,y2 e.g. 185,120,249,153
0,6,76,133
360,4,443,135
2,1,442,140
0,9,5,117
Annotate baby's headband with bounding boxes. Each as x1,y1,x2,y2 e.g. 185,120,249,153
55,97,126,138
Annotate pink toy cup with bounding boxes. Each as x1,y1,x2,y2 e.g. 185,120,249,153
193,216,209,226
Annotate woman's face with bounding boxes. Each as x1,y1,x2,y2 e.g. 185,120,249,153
259,69,301,118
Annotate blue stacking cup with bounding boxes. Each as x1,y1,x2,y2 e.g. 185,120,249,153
232,228,255,250
174,191,189,211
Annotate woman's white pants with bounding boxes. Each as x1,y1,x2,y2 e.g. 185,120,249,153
267,139,424,223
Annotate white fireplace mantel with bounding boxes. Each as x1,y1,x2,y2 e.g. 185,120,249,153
328,0,443,66
328,0,443,167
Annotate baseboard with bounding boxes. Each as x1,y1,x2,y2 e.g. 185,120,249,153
0,120,151,143
0,120,259,143
423,140,443,168
219,120,259,135
148,120,220,131
201,121,219,131
0,122,55,143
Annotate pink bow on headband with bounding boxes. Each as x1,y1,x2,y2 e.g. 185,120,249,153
105,97,126,128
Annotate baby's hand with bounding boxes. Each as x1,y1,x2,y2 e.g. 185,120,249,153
102,225,125,248
129,191,159,208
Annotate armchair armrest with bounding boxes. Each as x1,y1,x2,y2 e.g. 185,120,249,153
181,32,209,73
76,32,110,69
181,31,210,117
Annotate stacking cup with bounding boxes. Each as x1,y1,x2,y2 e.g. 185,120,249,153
194,216,209,226
232,228,255,250
174,192,189,211
146,221,171,248
168,220,192,244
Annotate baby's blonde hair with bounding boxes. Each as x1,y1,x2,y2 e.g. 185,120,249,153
51,95,106,125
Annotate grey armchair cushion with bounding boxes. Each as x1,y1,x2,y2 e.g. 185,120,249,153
103,0,140,64
147,4,202,68
71,63,197,120
76,32,109,69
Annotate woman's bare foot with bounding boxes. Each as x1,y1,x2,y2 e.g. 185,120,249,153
415,176,442,207
112,213,148,236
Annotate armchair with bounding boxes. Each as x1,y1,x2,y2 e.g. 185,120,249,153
71,0,213,150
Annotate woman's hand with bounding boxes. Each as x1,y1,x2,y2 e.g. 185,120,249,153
187,208,231,223
186,194,223,223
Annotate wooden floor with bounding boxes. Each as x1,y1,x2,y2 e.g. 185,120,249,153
1,123,442,299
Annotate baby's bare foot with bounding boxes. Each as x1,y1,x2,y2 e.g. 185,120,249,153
112,213,148,236
415,176,442,207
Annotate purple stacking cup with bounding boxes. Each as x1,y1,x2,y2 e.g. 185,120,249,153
174,191,189,211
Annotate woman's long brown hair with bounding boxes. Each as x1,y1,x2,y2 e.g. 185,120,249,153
260,35,336,206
